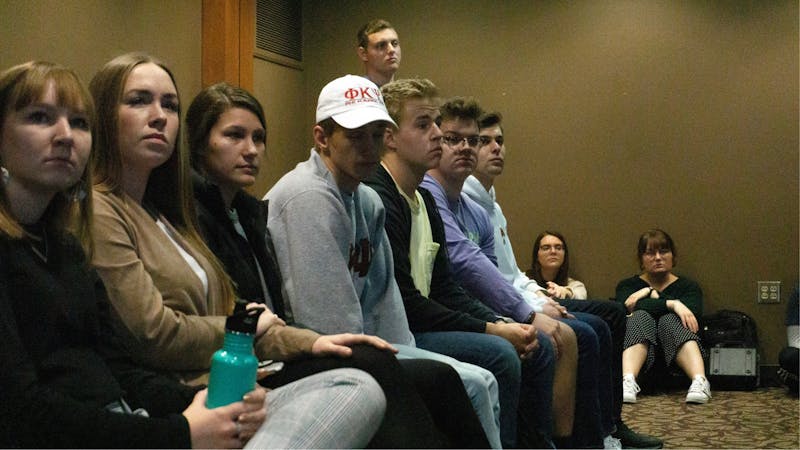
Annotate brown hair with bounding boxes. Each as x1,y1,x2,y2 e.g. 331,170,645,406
527,230,570,286
0,61,95,252
357,19,395,49
89,52,235,312
186,82,266,175
440,97,483,125
317,117,338,137
637,228,677,269
478,111,503,133
89,53,180,201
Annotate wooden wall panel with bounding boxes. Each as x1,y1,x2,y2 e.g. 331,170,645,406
201,0,253,90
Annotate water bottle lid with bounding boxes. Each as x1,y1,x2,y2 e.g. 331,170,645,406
226,304,265,334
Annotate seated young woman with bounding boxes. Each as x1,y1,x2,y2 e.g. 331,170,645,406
527,230,587,300
185,82,489,448
84,53,392,447
615,228,711,404
0,60,387,449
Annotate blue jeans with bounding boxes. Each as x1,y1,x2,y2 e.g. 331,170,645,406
414,330,555,449
562,299,626,428
561,312,614,448
519,331,556,448
394,343,502,449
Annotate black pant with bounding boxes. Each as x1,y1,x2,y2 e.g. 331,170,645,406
779,346,799,395
560,298,627,426
260,344,489,448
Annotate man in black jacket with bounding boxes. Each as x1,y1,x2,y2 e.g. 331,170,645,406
365,78,562,449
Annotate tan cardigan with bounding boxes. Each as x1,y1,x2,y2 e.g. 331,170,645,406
92,191,319,385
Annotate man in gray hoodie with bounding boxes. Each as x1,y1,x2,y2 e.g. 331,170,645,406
264,74,502,448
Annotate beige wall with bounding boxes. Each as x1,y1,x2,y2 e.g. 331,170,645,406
293,0,798,364
251,57,307,194
0,0,202,119
1,0,797,365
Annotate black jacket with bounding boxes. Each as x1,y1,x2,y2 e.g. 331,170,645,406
0,227,196,448
192,174,286,318
364,164,499,333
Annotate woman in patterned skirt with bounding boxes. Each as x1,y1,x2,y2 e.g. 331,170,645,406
615,229,711,404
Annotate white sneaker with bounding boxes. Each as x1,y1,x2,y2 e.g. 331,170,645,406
603,434,622,449
686,376,712,404
622,373,640,403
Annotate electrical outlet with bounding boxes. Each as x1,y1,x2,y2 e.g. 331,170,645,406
757,281,781,304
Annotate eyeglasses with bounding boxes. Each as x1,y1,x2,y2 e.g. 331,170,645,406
442,134,480,147
479,136,504,147
643,248,671,258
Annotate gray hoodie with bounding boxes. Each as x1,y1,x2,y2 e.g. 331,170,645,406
264,149,414,345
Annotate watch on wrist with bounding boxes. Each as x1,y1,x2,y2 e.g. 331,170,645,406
525,311,536,323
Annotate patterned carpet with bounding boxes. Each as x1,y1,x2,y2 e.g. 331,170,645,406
620,386,799,449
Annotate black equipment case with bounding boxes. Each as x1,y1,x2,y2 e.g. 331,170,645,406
701,309,760,390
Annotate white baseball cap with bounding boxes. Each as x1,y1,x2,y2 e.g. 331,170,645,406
315,75,397,129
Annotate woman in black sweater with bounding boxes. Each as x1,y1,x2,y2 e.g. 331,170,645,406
0,60,249,448
186,82,491,449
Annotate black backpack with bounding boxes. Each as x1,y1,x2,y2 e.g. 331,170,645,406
701,309,758,349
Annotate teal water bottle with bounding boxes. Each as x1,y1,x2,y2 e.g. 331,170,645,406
206,306,264,408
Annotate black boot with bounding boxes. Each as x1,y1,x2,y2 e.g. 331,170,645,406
612,421,663,449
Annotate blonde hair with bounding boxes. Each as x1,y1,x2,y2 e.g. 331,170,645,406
0,61,95,254
89,53,236,312
380,78,439,125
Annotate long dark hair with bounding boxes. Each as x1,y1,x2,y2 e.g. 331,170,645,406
186,82,266,175
527,230,570,286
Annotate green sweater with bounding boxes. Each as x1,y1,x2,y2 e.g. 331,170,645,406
615,275,703,319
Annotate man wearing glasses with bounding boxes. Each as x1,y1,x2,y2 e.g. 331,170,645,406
462,112,664,449
365,81,558,449
420,97,628,449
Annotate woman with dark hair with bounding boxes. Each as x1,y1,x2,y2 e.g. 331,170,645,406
527,231,587,300
0,60,272,448
615,229,710,404
88,53,388,448
186,81,491,449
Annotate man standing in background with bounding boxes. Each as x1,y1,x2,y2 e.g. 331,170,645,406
357,19,401,87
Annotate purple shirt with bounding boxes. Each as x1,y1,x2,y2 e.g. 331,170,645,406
420,175,535,323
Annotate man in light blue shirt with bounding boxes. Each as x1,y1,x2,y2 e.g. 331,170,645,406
422,98,623,449
462,111,663,449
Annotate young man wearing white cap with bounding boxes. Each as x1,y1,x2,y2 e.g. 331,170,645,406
265,75,502,448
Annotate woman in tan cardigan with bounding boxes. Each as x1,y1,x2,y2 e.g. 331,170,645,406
87,52,391,448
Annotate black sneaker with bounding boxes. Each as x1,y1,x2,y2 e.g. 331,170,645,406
613,422,663,449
